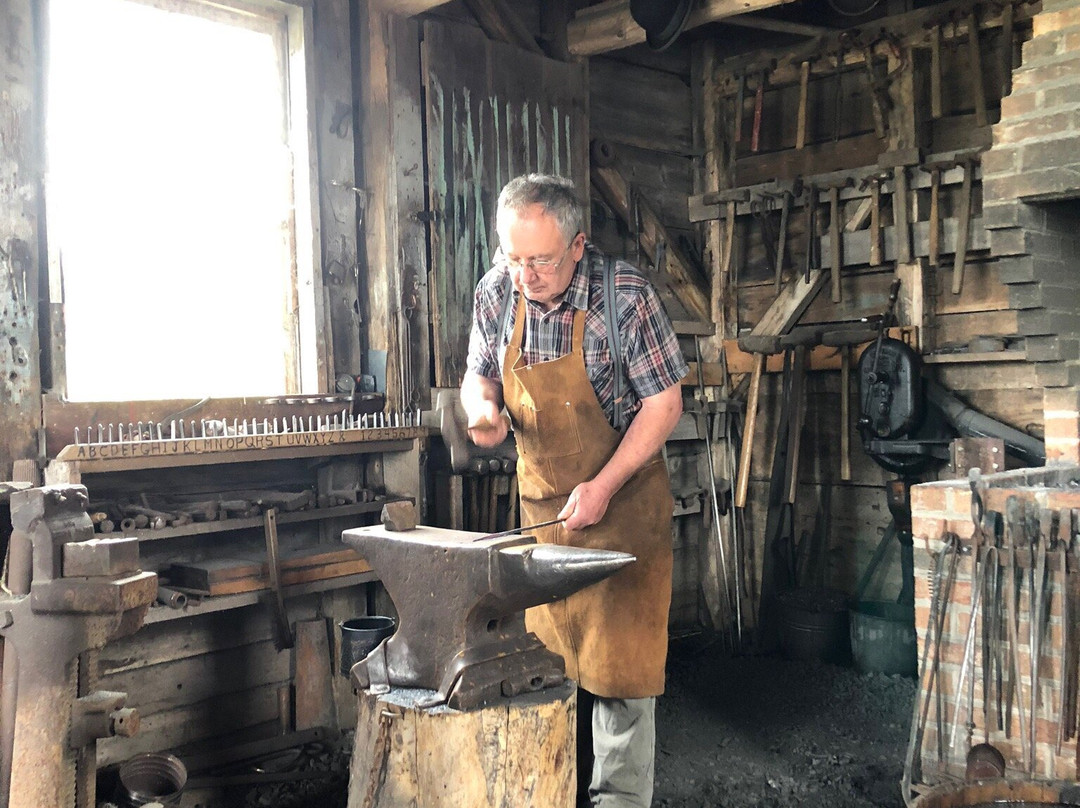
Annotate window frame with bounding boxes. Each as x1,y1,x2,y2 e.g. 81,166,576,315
42,0,328,401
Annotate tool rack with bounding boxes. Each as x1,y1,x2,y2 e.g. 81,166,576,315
40,409,427,624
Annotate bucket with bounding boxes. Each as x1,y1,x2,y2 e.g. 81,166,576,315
777,588,850,665
849,600,917,677
911,778,1080,807
116,752,187,807
339,616,396,676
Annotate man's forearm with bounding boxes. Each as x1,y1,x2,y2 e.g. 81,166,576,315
591,384,682,499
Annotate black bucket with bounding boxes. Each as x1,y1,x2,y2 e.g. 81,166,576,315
777,588,851,665
339,616,396,676
116,752,187,807
849,600,917,677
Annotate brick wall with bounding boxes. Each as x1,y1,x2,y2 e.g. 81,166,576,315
911,463,1080,785
910,392,1080,787
982,0,1080,390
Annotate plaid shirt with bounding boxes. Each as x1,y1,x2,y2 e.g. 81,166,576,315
466,243,689,427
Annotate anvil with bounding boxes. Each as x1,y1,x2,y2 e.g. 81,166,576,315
340,524,635,710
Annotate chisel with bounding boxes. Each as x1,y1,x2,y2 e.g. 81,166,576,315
474,517,567,542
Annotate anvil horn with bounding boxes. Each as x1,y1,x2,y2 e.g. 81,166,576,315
493,543,636,613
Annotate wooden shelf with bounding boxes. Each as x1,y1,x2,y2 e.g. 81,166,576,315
100,498,410,543
144,570,380,625
45,428,427,483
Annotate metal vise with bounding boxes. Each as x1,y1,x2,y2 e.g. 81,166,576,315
1,485,157,808
341,524,634,710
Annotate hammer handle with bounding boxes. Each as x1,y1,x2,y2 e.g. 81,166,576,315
829,186,842,303
751,77,764,153
952,163,974,294
869,182,881,267
929,170,941,268
796,61,810,150
735,353,765,509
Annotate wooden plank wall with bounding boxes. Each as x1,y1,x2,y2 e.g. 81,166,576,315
96,591,366,767
588,54,698,266
422,17,589,388
704,2,1041,601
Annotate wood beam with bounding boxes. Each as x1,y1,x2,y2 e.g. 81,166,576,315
463,0,544,56
371,0,455,15
719,14,837,38
591,164,711,323
568,0,796,56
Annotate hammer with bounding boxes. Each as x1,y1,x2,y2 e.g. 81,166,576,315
822,326,879,481
734,335,782,510
919,159,950,268
821,177,852,303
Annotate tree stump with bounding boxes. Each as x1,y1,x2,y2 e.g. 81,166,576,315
348,682,576,808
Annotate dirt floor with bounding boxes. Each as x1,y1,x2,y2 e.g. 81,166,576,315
654,640,916,808
210,641,916,807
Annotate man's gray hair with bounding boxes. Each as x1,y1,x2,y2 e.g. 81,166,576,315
496,174,584,243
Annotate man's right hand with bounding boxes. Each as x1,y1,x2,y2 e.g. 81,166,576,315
467,401,509,448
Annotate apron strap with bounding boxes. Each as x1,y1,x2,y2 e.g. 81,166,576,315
603,256,626,433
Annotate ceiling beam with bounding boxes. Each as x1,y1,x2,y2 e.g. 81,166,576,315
719,15,838,38
463,0,545,55
371,0,455,16
568,0,797,56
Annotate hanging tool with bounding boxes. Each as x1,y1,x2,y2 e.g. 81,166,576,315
823,327,878,482
751,194,779,276
859,174,887,267
751,69,766,153
922,161,944,268
861,45,888,140
952,155,977,294
1004,496,1030,767
716,190,750,289
733,72,746,145
823,178,852,303
879,149,920,265
1028,507,1051,774
952,471,989,755
734,336,781,509
803,183,818,283
796,60,811,150
903,533,961,792
696,337,736,646
1057,510,1071,754
774,187,793,293
263,507,293,650
968,9,988,128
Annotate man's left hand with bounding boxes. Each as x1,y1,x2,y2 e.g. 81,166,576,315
558,480,614,531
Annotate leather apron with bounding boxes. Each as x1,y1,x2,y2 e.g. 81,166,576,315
501,295,674,699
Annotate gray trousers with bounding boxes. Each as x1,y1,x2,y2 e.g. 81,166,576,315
577,690,656,808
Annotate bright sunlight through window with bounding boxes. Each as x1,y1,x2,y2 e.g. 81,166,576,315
48,0,305,401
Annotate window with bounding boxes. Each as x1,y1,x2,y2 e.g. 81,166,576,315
46,0,318,401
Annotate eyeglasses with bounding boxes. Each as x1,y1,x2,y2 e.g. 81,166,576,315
504,237,578,275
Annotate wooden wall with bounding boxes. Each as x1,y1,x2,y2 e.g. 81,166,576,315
697,0,1044,610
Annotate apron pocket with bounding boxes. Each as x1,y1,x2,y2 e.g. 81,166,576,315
532,399,583,459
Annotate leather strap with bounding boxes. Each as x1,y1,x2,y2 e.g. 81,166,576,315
604,256,626,432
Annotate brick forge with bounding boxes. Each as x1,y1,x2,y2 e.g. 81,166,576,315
982,0,1080,390
909,391,1080,787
